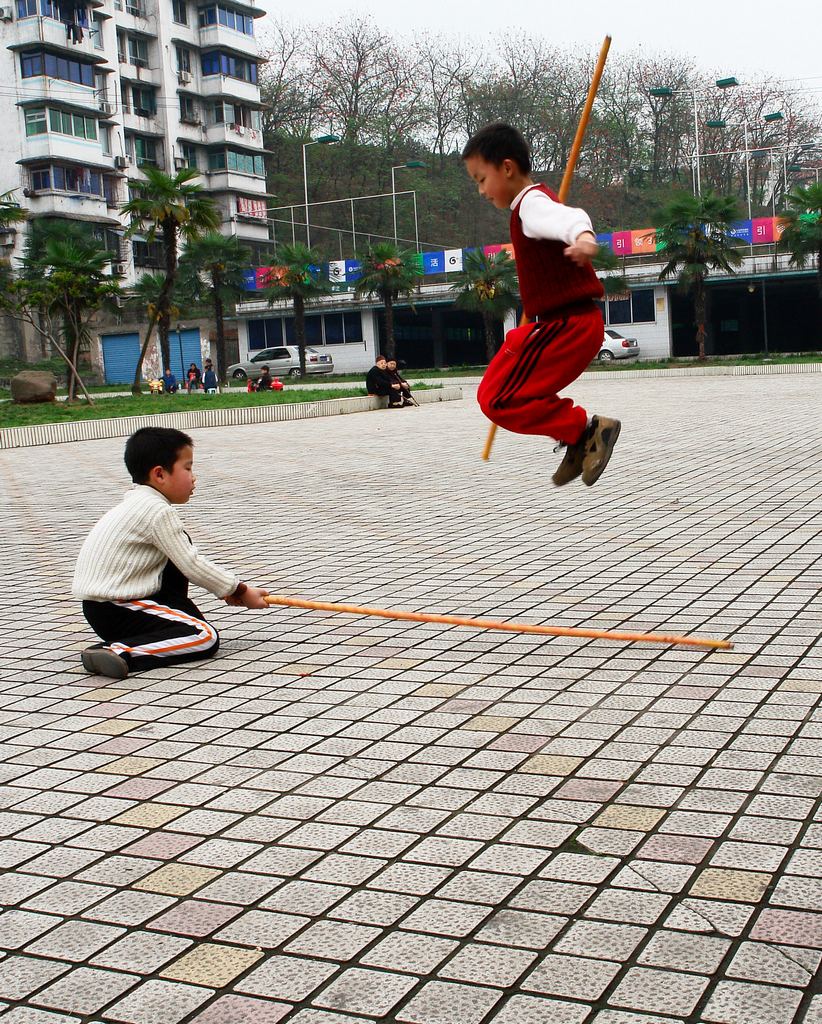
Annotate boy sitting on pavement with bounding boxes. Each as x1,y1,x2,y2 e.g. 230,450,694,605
73,427,269,679
463,122,620,486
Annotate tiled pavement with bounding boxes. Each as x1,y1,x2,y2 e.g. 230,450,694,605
0,372,820,1024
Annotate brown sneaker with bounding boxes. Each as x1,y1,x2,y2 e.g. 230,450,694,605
581,415,621,486
551,436,586,486
81,646,129,679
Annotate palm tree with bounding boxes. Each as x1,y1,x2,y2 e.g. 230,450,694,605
19,221,119,401
121,167,220,369
779,182,822,302
178,233,251,386
126,272,176,395
654,190,743,360
354,243,422,359
262,242,331,377
449,249,518,362
0,190,27,290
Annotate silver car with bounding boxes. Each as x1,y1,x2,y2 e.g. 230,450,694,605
598,329,639,362
228,345,334,380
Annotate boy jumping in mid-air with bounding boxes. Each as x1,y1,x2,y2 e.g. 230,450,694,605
463,122,620,486
73,426,269,679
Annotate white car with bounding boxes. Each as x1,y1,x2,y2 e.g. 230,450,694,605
227,345,334,379
598,329,639,362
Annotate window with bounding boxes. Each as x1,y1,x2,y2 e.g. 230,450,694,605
127,37,148,67
324,313,344,345
101,126,111,155
200,51,257,83
48,109,97,139
124,0,144,14
16,0,37,17
90,15,103,49
132,239,164,266
31,167,51,190
25,108,47,136
605,287,655,326
20,50,94,86
199,5,253,33
343,312,362,343
29,163,103,195
207,149,264,175
134,136,157,166
180,142,197,168
172,0,187,22
179,95,197,122
131,86,156,116
176,46,191,73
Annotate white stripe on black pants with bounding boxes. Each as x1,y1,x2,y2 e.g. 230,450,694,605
82,561,219,673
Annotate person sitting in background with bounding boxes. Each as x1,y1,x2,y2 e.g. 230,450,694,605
386,359,414,406
186,363,202,392
366,355,403,408
202,359,218,394
163,368,178,394
255,366,274,391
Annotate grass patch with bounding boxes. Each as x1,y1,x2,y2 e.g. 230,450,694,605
0,385,417,428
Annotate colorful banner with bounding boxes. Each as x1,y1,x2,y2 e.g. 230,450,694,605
240,215,789,289
445,248,463,272
422,251,445,274
236,196,267,219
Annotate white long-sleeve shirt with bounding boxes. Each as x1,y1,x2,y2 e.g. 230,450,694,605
511,185,595,246
73,485,238,602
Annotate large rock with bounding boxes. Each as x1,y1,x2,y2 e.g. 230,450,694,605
11,370,58,404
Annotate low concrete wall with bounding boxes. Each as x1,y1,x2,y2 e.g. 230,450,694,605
0,386,463,451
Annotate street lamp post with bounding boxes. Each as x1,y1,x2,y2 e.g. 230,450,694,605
705,112,782,220
302,135,340,248
650,77,740,196
391,161,426,247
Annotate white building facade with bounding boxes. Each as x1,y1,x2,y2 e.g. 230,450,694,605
1,0,268,366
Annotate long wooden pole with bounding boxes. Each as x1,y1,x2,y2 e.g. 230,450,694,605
482,34,613,462
264,595,732,651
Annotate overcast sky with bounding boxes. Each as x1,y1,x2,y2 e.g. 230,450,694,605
294,0,820,86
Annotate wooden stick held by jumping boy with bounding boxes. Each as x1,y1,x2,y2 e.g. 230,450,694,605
463,122,621,487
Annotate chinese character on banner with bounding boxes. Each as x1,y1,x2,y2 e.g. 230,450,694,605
345,259,361,282
631,229,656,254
422,251,444,275
444,249,463,272
728,220,753,244
328,260,346,282
611,231,632,255
774,218,789,242
242,268,257,291
752,218,775,244
596,232,613,250
484,243,503,256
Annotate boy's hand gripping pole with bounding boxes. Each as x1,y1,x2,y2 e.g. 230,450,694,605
482,34,613,461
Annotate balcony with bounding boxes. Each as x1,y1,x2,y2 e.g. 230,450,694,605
197,74,260,104
204,168,266,194
19,189,113,222
203,121,263,149
197,24,258,56
121,109,163,134
10,16,108,62
20,134,111,166
18,81,103,115
117,60,163,87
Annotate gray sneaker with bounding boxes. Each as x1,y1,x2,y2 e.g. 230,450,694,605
81,646,129,679
581,416,621,486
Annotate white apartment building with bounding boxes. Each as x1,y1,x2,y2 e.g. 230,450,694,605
0,0,269,367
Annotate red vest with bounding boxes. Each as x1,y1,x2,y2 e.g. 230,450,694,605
510,184,604,319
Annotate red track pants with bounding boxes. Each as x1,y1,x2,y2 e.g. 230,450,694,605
477,303,604,445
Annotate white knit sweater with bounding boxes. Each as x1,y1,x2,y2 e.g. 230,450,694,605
73,485,239,601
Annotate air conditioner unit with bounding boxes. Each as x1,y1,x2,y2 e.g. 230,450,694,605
178,70,192,85
174,156,186,169
0,230,16,247
135,107,152,117
0,6,14,20
112,261,127,275
114,155,131,169
98,100,114,115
